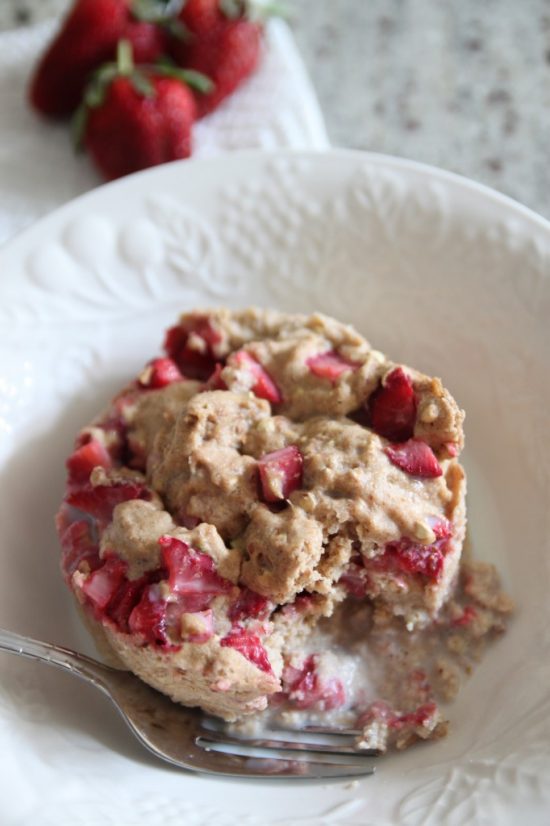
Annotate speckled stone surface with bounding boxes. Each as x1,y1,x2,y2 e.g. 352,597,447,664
2,0,550,218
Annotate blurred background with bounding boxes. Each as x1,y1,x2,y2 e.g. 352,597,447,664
3,0,549,218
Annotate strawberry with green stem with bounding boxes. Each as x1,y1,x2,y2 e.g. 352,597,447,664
170,0,282,116
74,40,212,180
29,0,185,118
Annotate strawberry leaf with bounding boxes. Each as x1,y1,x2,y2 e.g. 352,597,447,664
130,72,156,97
156,65,214,94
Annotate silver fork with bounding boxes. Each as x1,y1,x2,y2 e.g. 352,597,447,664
0,629,377,779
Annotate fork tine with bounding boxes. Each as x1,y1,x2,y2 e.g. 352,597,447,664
196,749,376,779
196,728,378,757
282,723,361,736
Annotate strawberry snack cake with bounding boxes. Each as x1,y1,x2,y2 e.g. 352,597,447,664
56,308,512,752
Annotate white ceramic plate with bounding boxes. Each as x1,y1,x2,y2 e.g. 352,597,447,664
0,150,549,826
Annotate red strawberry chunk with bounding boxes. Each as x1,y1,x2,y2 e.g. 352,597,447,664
59,518,101,579
338,560,369,598
445,441,459,457
164,316,223,381
452,604,478,627
138,358,183,389
258,445,303,502
202,362,227,391
81,556,127,611
283,655,345,711
67,479,151,522
66,439,112,485
385,537,445,580
128,583,170,648
426,516,453,540
385,438,442,478
230,350,282,404
389,702,439,730
306,350,360,383
220,626,273,674
107,578,144,632
369,367,417,442
228,587,273,623
159,535,233,612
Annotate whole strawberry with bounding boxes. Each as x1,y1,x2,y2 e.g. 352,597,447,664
75,41,212,180
170,0,262,117
29,0,176,118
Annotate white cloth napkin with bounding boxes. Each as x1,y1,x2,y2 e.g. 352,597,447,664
0,18,329,246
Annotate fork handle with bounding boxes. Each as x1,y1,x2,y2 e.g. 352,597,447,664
0,628,116,695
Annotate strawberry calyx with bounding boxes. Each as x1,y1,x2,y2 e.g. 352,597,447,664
72,39,212,146
219,0,288,21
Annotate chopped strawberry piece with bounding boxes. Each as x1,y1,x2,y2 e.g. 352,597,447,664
385,438,442,478
202,362,227,391
452,604,478,627
81,556,127,611
220,626,273,674
306,350,360,383
66,439,112,485
128,583,170,648
389,702,439,730
138,358,183,389
283,655,345,711
164,316,223,381
426,516,453,540
385,537,445,580
107,573,153,633
181,609,214,644
258,445,303,502
159,535,233,613
59,518,101,579
369,367,417,442
229,350,282,404
338,560,369,598
229,587,273,623
445,441,459,457
66,479,151,523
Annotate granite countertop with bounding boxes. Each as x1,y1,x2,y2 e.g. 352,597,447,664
2,0,549,219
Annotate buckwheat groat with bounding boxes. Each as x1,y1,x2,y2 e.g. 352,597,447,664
56,308,510,745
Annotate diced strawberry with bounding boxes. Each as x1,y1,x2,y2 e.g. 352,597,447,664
389,702,438,730
283,655,345,711
220,626,273,674
338,560,369,598
452,604,478,627
180,609,214,644
81,556,127,611
202,362,227,391
177,511,201,529
385,438,442,478
306,350,360,383
229,350,282,404
66,479,151,523
426,516,453,540
58,518,101,579
258,445,303,502
445,441,459,457
107,573,152,633
385,537,445,580
128,583,170,647
159,535,233,612
66,439,112,485
369,367,417,442
228,587,273,622
164,316,223,381
138,357,183,389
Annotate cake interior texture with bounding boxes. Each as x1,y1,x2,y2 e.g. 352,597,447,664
56,308,512,751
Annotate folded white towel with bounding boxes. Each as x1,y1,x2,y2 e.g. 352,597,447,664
0,17,328,245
